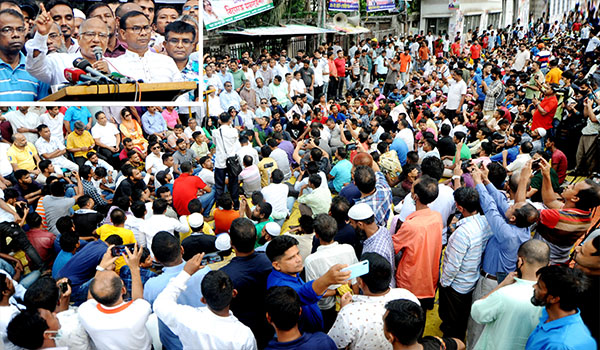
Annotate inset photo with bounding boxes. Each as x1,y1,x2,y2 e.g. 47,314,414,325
0,0,199,102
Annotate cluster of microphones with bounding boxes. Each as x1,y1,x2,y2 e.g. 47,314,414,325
63,46,140,85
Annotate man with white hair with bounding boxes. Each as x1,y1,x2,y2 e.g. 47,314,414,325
27,8,115,87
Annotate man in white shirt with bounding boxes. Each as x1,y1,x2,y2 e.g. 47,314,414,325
91,111,120,167
305,215,358,329
26,14,114,87
238,135,259,167
267,139,291,181
446,69,467,117
213,113,241,209
512,44,531,72
154,255,257,350
35,124,79,173
39,107,65,142
261,169,290,226
505,141,533,175
3,107,40,144
142,199,189,254
111,11,183,83
78,243,152,350
328,252,420,349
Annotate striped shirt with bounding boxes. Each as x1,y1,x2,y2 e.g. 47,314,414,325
441,214,493,294
0,53,48,101
355,171,393,227
534,208,592,264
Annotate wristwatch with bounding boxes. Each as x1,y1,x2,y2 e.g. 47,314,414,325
96,265,106,272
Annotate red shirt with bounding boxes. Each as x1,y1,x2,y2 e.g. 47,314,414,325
551,148,568,184
482,36,489,49
531,95,558,130
26,227,56,262
172,173,207,216
470,44,482,59
334,58,346,77
451,42,461,56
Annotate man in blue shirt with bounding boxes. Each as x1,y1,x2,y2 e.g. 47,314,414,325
328,147,352,193
141,106,168,139
473,63,493,103
0,9,49,101
221,218,274,348
266,235,351,333
489,134,521,164
265,286,337,350
467,165,539,347
144,231,210,350
64,106,92,132
381,132,408,166
527,265,597,350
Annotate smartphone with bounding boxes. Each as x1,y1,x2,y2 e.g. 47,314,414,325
58,278,70,293
341,260,369,280
531,159,541,171
111,244,136,257
201,252,223,266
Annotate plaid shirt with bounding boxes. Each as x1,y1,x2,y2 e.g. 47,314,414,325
483,79,503,111
362,226,395,287
81,179,108,207
355,171,393,227
119,265,157,301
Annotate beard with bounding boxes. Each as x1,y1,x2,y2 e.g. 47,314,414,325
355,227,367,241
530,293,547,307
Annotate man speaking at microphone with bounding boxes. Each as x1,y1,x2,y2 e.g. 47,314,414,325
25,4,114,87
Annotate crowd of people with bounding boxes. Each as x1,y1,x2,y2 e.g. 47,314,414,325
0,6,597,350
0,0,199,101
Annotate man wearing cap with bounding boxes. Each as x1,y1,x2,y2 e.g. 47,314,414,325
66,121,96,167
221,218,274,348
531,84,558,132
181,213,218,260
255,221,280,253
144,231,210,350
348,202,395,288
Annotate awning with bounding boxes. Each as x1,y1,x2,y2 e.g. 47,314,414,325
327,23,371,34
218,24,336,36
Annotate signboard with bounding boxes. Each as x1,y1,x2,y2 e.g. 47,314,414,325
203,0,274,31
448,0,459,10
328,0,359,12
366,0,396,12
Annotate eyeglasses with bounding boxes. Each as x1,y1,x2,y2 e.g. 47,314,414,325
48,33,60,39
261,102,267,104
183,5,199,11
80,31,109,40
167,38,193,46
125,25,151,34
151,146,160,150
0,26,26,36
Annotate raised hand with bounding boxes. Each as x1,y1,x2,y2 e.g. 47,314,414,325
35,4,54,36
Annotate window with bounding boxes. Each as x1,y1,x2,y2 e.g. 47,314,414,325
425,17,450,35
488,13,501,30
464,14,481,33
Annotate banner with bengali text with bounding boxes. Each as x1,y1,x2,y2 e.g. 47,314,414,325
328,0,359,12
203,0,274,30
366,0,396,12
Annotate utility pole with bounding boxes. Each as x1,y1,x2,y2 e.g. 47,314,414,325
320,0,327,43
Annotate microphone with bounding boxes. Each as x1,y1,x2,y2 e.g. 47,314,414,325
72,58,116,83
93,46,103,62
64,68,99,84
109,72,137,84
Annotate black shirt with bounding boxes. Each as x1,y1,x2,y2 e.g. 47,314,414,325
73,211,105,238
288,121,307,140
437,136,456,157
181,233,217,260
114,178,147,203
220,251,274,348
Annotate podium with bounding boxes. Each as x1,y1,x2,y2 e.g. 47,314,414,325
41,82,198,102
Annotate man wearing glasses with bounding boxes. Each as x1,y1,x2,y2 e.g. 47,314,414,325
163,21,197,82
0,8,49,101
112,10,182,83
26,4,114,87
182,0,199,18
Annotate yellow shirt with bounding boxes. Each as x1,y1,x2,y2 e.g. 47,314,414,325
97,224,136,273
179,218,215,241
66,131,96,158
545,67,562,85
7,143,38,171
258,157,278,187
